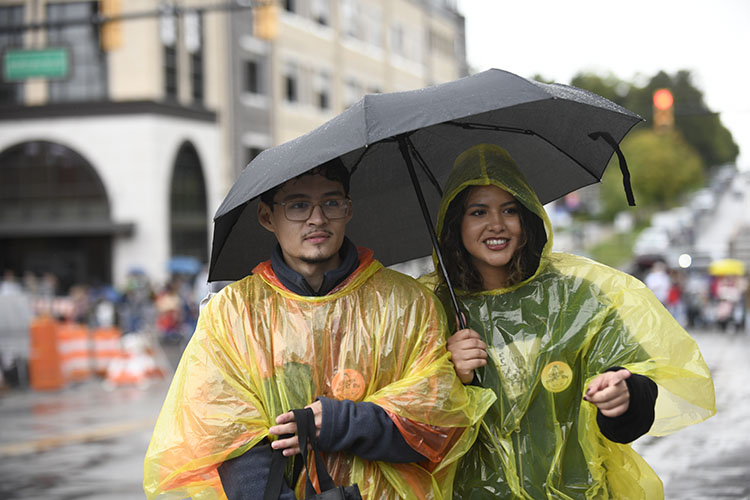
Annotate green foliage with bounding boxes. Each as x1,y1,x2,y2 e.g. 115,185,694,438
587,231,640,269
599,129,704,220
570,72,634,107
571,70,739,169
647,71,739,168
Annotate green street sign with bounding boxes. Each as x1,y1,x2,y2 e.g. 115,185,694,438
3,48,69,81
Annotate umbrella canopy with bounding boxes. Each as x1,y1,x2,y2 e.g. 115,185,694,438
708,258,746,276
209,68,642,283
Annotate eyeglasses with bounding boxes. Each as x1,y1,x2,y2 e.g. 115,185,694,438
273,198,351,221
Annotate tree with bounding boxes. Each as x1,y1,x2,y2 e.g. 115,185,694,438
599,128,704,220
570,70,739,170
646,71,738,169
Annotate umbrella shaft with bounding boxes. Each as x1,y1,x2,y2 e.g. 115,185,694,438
397,136,466,330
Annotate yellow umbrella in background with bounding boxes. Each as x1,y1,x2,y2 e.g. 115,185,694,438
708,258,747,276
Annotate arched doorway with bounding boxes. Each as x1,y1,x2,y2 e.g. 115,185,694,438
0,141,126,293
169,142,208,267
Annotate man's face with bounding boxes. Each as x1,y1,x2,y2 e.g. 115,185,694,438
258,174,352,274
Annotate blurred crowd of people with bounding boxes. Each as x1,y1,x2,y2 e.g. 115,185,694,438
644,262,748,333
0,267,210,344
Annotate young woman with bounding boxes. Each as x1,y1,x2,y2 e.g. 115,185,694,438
422,143,716,499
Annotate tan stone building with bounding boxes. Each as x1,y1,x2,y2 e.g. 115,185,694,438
0,0,466,294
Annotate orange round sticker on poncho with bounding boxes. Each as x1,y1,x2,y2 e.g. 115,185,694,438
332,369,366,401
541,361,573,393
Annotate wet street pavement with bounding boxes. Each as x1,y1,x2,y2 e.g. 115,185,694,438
635,328,750,499
1,330,749,499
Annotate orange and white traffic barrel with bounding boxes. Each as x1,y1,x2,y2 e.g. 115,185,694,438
57,322,92,383
29,316,64,391
92,327,122,377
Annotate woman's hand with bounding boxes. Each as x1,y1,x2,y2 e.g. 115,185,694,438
583,369,631,417
447,328,488,384
268,400,323,456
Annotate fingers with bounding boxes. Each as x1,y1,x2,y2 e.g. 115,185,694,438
455,312,468,330
584,370,631,417
270,434,300,456
268,418,297,439
270,403,323,455
304,400,323,438
585,369,631,398
447,329,486,349
447,330,487,384
274,410,295,425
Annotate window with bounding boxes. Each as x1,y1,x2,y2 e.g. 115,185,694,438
0,5,25,104
46,2,107,102
311,0,330,26
340,0,358,38
390,22,422,62
344,78,360,108
0,141,109,224
170,142,208,263
429,29,454,56
246,147,263,165
391,23,404,56
283,62,298,103
186,11,204,104
362,4,382,48
314,71,331,110
244,60,260,94
163,45,178,100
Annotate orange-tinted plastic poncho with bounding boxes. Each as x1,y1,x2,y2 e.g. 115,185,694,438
144,248,495,499
421,144,716,499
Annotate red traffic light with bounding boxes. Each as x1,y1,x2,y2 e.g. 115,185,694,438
653,89,674,111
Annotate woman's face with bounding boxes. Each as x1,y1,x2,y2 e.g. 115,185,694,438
460,185,523,289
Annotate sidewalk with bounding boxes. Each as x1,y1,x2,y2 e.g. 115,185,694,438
0,373,171,499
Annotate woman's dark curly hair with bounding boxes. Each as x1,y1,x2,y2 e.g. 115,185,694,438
438,186,547,293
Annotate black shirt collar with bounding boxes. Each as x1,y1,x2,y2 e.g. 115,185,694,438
270,237,360,296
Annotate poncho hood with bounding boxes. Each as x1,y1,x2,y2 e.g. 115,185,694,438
434,143,553,289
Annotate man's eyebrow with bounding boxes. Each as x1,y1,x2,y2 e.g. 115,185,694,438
279,190,345,201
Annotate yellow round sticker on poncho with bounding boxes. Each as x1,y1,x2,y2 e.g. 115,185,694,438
332,369,366,401
541,361,573,393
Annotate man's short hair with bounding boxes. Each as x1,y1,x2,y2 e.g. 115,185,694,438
259,158,351,206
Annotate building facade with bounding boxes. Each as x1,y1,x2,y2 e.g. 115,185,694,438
0,0,466,294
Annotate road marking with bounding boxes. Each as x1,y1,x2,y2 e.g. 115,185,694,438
0,418,156,457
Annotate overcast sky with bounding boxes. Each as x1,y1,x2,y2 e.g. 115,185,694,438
456,0,750,170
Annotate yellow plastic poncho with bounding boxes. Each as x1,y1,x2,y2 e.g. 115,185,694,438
144,247,495,500
422,144,716,499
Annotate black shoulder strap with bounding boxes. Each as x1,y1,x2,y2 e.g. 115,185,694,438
263,447,288,500
293,407,336,496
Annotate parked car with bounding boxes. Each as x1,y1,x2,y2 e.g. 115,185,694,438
633,227,671,256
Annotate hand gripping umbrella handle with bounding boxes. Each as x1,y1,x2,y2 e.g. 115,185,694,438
397,135,467,330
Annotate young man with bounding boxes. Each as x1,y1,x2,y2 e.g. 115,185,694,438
143,160,494,500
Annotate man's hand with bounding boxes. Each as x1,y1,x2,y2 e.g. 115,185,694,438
447,328,487,384
584,369,631,417
268,400,323,456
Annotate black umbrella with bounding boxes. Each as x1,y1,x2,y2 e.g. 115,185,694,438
209,68,643,323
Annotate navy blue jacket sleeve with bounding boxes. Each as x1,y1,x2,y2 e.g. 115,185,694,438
596,369,658,444
217,439,296,500
316,396,427,462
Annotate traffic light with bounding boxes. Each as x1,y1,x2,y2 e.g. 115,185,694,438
100,0,122,51
652,88,674,132
253,1,278,40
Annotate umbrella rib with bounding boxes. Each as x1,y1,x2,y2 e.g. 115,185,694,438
405,136,443,197
348,146,371,176
445,121,600,182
